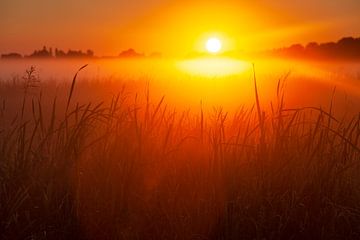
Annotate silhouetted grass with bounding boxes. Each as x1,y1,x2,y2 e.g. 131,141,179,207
0,66,360,240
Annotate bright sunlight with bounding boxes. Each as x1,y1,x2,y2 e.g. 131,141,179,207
206,37,222,53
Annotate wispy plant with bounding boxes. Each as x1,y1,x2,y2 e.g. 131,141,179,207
21,66,40,120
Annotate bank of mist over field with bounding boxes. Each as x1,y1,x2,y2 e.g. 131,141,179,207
0,58,360,239
1,57,360,112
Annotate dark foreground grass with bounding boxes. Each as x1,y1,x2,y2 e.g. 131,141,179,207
0,66,360,240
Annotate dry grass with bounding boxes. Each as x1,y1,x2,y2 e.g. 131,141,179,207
0,66,360,239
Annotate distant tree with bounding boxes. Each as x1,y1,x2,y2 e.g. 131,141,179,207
282,44,305,58
305,42,319,51
338,37,355,46
288,44,304,52
27,46,52,58
1,53,22,59
55,48,66,58
305,42,320,57
86,49,94,57
270,36,360,60
119,48,144,58
318,42,336,50
336,37,360,58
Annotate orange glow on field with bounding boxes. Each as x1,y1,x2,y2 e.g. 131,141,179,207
177,57,251,77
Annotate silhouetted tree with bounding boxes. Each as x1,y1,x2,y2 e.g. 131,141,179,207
119,48,144,58
86,49,94,57
1,53,22,59
27,46,52,58
269,36,360,60
55,48,66,58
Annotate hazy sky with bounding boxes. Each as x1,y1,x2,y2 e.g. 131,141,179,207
1,0,359,56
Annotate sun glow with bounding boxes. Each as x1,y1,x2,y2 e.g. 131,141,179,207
177,57,251,77
206,38,222,53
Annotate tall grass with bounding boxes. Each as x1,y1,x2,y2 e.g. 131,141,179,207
0,66,360,239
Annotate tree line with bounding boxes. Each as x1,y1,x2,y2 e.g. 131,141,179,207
269,37,360,60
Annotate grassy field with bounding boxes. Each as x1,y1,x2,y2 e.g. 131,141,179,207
1,65,360,240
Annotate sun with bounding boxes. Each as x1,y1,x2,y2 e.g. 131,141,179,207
206,37,222,54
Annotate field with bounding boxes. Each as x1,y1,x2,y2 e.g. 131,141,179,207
1,60,360,239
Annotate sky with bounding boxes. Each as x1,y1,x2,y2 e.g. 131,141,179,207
1,0,360,56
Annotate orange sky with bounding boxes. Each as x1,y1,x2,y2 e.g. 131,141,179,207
1,0,359,56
